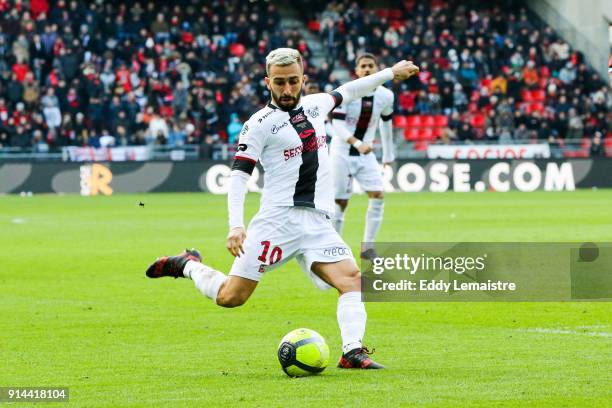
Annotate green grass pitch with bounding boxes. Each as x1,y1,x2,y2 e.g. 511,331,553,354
1,191,611,407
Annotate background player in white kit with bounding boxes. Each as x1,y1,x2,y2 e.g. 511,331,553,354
330,53,395,259
144,48,418,369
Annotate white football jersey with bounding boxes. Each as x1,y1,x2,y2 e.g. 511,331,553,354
232,92,343,216
330,86,394,156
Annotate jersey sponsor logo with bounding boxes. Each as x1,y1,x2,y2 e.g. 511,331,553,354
258,109,275,123
271,121,289,134
237,143,248,152
306,106,320,118
323,246,350,256
283,135,327,161
290,112,306,124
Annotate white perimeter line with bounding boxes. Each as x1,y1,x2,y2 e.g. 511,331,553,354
526,328,612,338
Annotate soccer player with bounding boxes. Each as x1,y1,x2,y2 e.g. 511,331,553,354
330,53,395,259
145,48,418,369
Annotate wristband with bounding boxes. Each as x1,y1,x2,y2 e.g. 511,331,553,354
352,140,363,149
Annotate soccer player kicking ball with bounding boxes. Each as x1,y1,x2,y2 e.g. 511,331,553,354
330,53,395,259
145,48,418,369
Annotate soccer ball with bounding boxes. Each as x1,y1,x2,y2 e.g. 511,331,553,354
277,328,330,377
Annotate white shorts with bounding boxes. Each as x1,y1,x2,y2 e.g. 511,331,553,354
332,152,384,200
229,206,354,290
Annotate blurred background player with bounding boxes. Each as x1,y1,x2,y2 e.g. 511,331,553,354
330,53,395,259
145,48,419,369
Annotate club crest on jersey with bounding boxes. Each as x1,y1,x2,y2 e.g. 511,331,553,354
363,101,373,107
306,106,320,118
290,112,307,124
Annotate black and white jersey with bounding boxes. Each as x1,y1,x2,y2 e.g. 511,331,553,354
330,86,394,156
231,92,342,216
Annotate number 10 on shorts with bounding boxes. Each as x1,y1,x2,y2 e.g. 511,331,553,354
258,240,283,265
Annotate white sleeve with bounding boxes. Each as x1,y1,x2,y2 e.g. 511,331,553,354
228,170,250,229
379,95,395,162
228,120,264,229
379,119,394,163
334,68,394,105
332,119,352,142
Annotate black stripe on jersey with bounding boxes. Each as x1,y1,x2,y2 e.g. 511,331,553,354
231,156,256,175
349,95,375,156
329,91,343,108
332,112,346,120
289,107,318,208
381,113,393,121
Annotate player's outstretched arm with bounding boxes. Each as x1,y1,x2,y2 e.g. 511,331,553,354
227,170,248,257
226,120,264,257
334,60,419,105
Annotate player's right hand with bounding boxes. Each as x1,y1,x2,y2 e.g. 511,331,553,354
391,60,419,81
226,227,246,257
357,143,373,154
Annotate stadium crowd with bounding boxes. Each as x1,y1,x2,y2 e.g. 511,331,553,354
0,0,610,156
0,0,327,153
304,0,610,154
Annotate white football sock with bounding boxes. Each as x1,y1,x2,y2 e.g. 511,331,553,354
337,291,367,354
333,203,345,234
363,198,384,244
184,260,227,302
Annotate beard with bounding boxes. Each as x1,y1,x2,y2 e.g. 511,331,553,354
271,89,302,111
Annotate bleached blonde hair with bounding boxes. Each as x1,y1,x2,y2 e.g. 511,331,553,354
265,48,303,76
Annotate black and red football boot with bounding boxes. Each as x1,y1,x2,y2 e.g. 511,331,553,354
337,347,384,369
145,248,202,279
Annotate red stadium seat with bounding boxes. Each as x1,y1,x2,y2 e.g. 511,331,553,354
532,90,546,102
407,115,421,127
404,127,420,141
527,103,545,113
605,135,612,147
393,115,408,128
388,9,403,19
581,138,591,149
470,113,486,128
413,141,429,151
307,21,320,32
521,90,533,102
432,127,443,138
434,115,449,127
421,115,435,127
390,20,403,30
419,128,435,140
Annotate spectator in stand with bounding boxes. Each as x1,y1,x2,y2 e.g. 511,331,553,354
41,87,61,129
0,0,609,156
457,122,474,142
590,131,604,157
226,113,242,146
513,123,530,141
567,108,584,139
